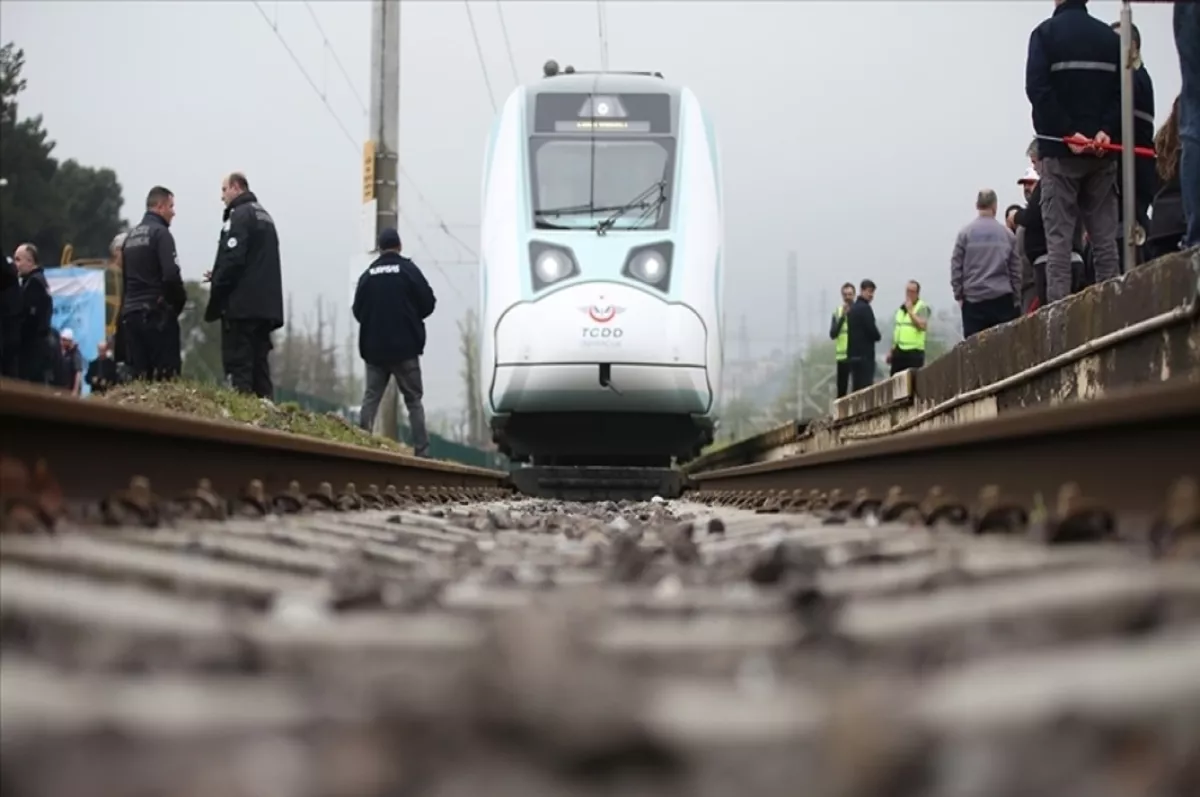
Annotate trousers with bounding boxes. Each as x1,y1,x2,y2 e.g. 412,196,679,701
835,360,851,399
1039,156,1119,303
359,359,430,456
221,319,274,399
889,348,925,376
962,294,1018,338
121,307,181,382
1177,2,1200,248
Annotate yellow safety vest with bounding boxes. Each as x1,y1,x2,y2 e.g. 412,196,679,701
834,308,849,361
893,299,928,352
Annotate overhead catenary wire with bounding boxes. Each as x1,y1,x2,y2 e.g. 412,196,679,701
464,1,499,113
494,1,521,87
249,0,469,303
596,1,610,72
302,0,369,116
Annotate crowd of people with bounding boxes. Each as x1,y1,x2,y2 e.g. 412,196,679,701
831,0,1198,400
0,171,439,458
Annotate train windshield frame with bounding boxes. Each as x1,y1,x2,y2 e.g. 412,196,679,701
528,136,676,231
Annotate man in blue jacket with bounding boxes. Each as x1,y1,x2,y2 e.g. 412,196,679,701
1025,0,1122,303
353,228,436,457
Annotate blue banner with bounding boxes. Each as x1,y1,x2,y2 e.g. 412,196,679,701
45,266,107,396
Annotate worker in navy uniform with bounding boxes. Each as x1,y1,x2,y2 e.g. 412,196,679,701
203,172,284,399
845,278,881,394
353,228,436,457
120,186,187,381
1024,0,1122,303
1109,19,1157,268
11,243,54,384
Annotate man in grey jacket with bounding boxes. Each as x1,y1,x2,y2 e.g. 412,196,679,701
951,189,1023,338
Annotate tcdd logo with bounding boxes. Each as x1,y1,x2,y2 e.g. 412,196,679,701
583,327,623,338
579,302,624,323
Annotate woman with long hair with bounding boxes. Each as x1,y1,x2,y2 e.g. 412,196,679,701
1145,95,1186,262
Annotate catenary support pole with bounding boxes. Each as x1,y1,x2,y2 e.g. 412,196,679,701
368,0,403,440
1119,2,1137,275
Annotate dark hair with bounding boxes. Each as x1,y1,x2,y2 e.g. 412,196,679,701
1155,95,1181,182
1111,20,1140,50
841,282,855,292
860,279,876,291
227,172,250,192
145,186,173,209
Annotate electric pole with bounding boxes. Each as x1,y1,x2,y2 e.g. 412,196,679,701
366,0,402,440
784,251,800,417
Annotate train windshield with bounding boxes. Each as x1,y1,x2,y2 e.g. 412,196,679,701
530,138,674,231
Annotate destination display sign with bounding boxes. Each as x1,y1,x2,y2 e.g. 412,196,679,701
534,92,671,134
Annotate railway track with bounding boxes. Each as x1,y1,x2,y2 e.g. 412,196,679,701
2,378,1199,796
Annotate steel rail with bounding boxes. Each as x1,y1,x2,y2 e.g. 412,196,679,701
687,379,1200,517
0,378,510,502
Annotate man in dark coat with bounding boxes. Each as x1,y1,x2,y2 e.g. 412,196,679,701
0,254,22,378
353,228,436,457
204,172,284,399
11,243,53,384
845,278,881,394
120,186,187,381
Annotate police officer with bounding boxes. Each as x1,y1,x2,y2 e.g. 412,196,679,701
120,186,186,381
203,172,284,398
828,282,855,398
353,228,436,457
888,280,930,376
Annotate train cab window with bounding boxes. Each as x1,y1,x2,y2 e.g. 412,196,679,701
530,138,674,231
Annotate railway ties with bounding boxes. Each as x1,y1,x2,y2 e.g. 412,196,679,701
3,494,1200,797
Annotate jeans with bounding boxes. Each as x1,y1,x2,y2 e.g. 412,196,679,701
1177,2,1200,248
360,359,430,456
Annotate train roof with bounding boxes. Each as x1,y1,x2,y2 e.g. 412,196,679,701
530,71,683,100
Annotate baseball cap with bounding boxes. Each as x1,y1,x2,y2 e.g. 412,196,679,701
377,227,401,251
1017,166,1040,185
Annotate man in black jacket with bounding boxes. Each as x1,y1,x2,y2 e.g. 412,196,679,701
204,172,284,399
120,186,187,382
353,228,436,457
1025,0,1122,303
1111,19,1157,268
0,254,21,378
85,339,120,395
845,278,881,394
11,243,53,384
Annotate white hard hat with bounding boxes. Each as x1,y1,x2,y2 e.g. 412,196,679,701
61,328,74,340
1017,166,1040,184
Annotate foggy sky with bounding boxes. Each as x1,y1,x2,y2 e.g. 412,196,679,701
0,0,1183,414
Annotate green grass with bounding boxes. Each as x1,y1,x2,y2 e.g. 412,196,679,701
100,380,413,454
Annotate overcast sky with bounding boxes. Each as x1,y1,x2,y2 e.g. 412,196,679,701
1,0,1182,413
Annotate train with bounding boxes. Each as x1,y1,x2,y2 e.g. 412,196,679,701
477,60,725,469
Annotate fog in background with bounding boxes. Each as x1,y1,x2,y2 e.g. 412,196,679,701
1,0,1182,412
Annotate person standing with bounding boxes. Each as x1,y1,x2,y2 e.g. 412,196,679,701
887,280,930,376
828,282,855,399
952,190,1023,338
353,228,436,457
203,172,284,399
845,278,880,394
1175,1,1200,250
56,328,83,396
1024,0,1122,303
11,243,53,384
120,186,186,381
1,254,21,378
86,339,119,395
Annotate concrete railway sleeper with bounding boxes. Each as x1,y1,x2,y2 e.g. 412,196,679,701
3,488,1200,796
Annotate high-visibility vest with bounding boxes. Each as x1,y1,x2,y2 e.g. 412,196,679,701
834,308,849,361
893,299,928,351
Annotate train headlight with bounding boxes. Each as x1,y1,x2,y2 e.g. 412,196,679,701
622,243,674,292
529,242,579,291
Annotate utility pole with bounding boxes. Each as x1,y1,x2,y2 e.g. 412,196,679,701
784,251,800,417
366,0,402,440
1118,1,1137,276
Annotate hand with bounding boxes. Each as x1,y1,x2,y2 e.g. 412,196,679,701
1066,132,1091,155
1006,208,1019,229
202,270,213,283
885,351,892,364
1093,130,1111,157
957,298,964,308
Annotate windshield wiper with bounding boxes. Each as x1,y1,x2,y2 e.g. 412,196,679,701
534,202,634,218
595,180,667,236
